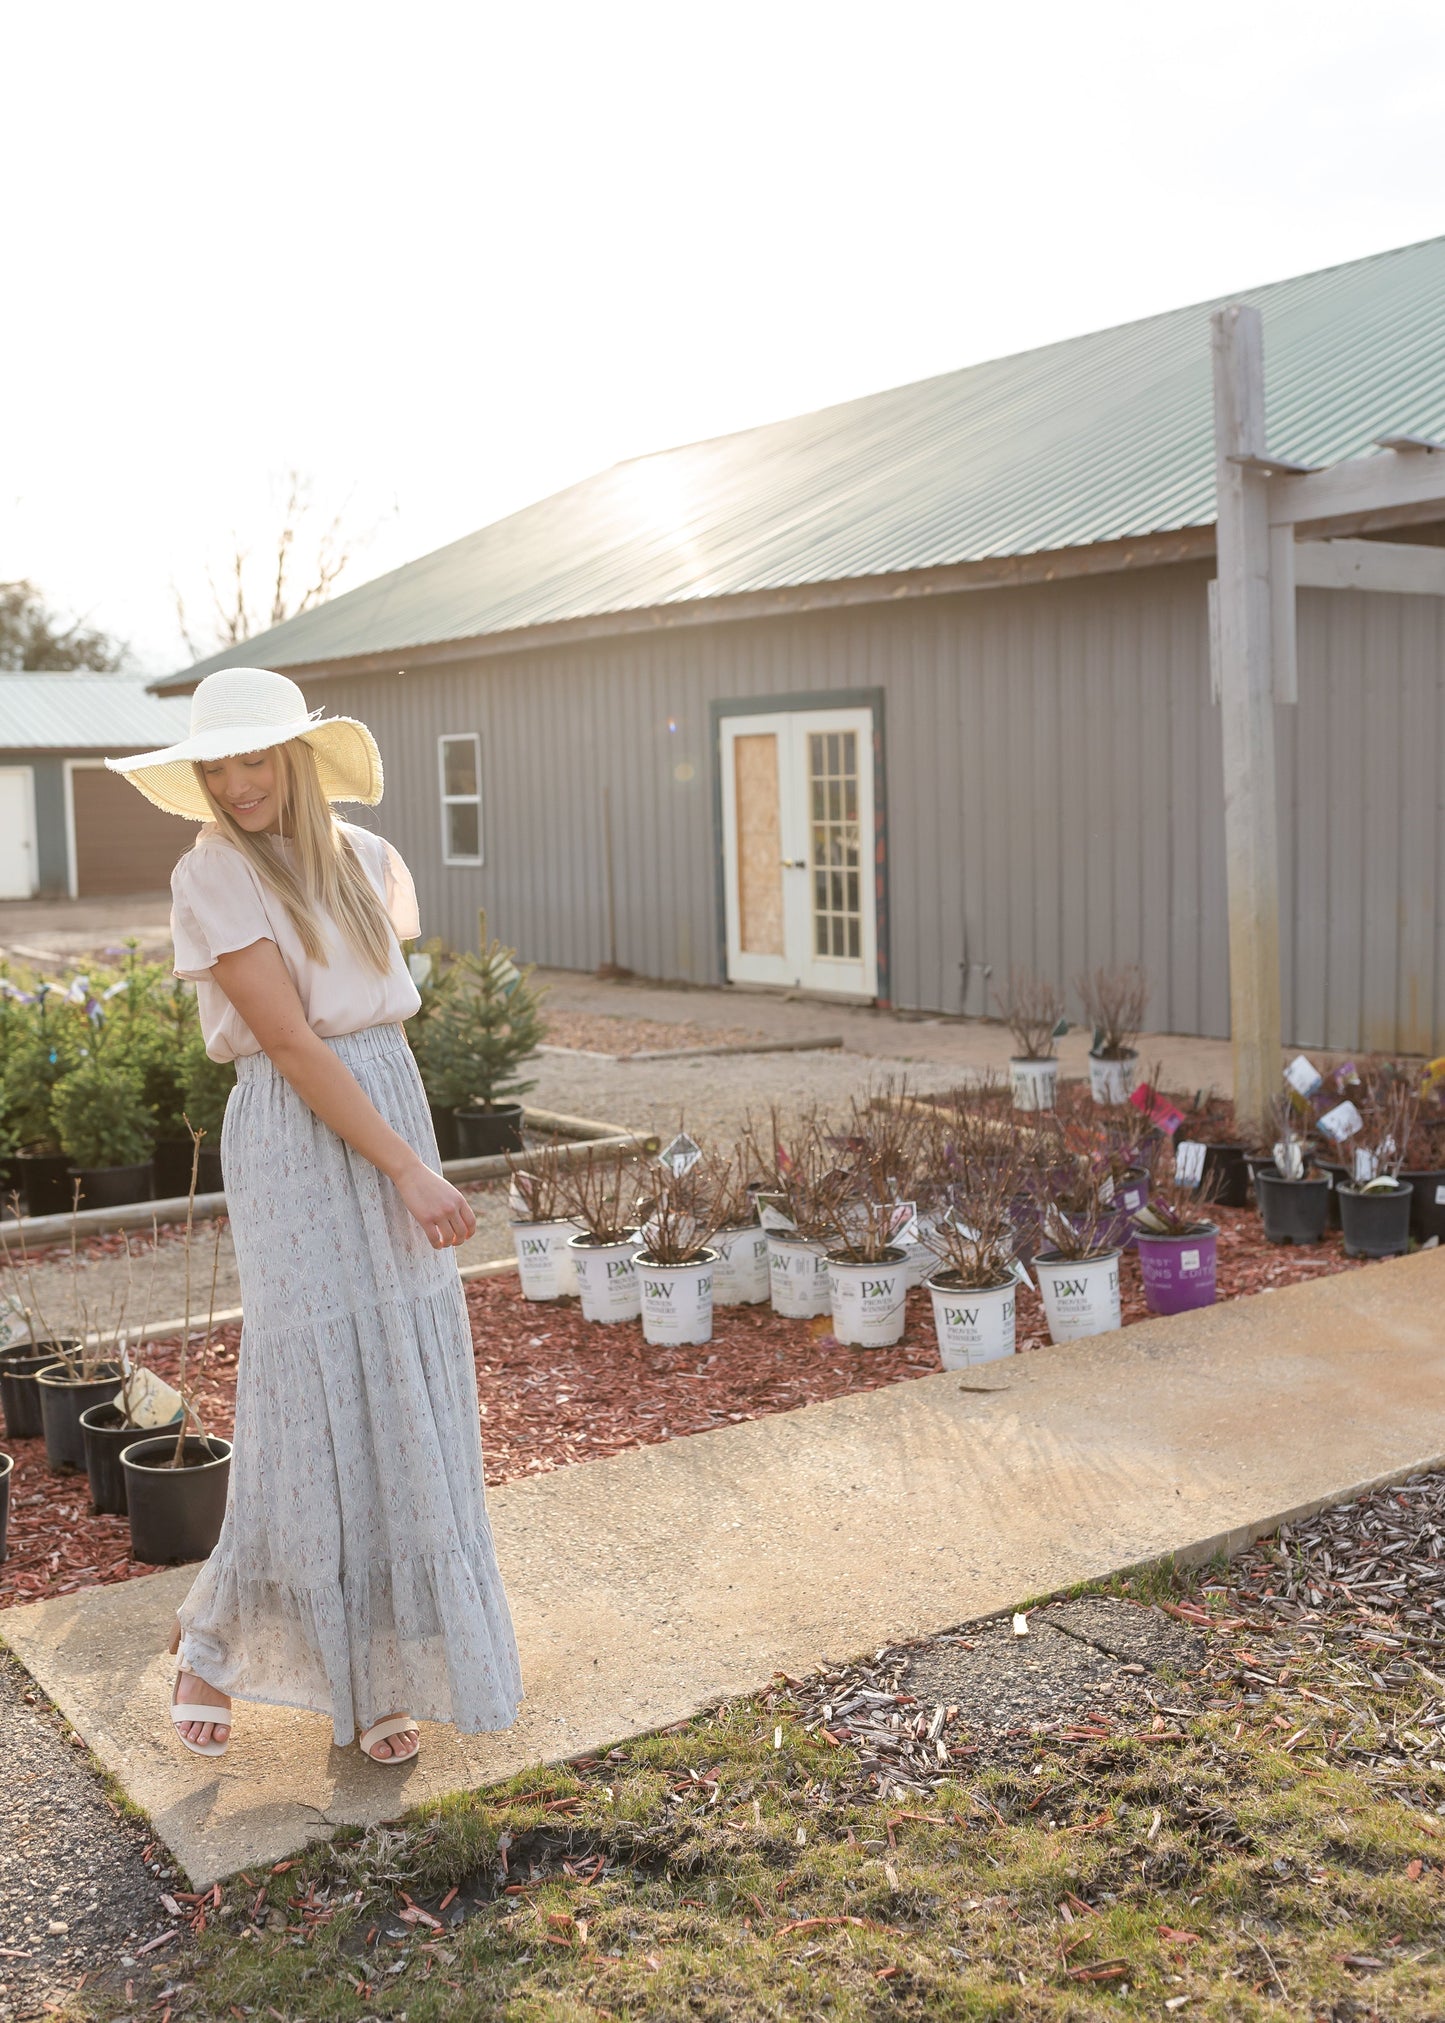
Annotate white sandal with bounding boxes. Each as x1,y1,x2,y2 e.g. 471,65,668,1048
359,1715,420,1765
170,1660,233,1757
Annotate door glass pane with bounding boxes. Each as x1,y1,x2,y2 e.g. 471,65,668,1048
733,735,785,956
806,728,863,966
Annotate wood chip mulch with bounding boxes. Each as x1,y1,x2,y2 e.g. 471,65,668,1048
0,1205,1385,1615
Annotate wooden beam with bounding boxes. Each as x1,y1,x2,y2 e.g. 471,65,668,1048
1269,447,1445,530
1212,303,1283,1141
1293,537,1445,596
1269,526,1298,704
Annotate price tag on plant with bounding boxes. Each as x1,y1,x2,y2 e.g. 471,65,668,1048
1285,1054,1323,1099
1129,1084,1183,1135
658,1132,703,1176
1317,1099,1363,1143
758,1202,797,1232
1174,1140,1207,1187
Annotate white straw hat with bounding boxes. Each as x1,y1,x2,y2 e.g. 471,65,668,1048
105,667,383,821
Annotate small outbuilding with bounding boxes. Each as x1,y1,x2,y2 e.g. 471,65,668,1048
0,676,191,900
151,236,1445,1055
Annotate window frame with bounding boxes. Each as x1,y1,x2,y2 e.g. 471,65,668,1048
437,732,484,867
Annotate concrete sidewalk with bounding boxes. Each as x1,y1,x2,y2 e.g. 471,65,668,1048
5,1249,1444,1888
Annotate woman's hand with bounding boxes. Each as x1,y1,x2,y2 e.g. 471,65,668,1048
396,1162,478,1249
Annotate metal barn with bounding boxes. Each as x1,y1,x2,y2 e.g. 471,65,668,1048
153,237,1445,1055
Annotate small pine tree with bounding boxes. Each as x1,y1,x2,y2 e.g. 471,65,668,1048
52,1055,154,1169
413,940,548,1111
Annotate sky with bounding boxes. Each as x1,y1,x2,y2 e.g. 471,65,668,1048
5,0,1444,676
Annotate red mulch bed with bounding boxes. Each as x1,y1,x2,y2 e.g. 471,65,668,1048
0,1204,1377,1616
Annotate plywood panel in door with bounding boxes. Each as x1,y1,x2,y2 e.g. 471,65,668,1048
733,733,784,956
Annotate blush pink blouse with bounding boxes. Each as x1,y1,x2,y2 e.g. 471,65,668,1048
171,819,423,1062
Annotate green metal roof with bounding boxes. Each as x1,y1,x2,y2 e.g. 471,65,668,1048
155,234,1445,688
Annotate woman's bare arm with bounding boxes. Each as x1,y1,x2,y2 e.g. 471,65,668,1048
208,938,476,1249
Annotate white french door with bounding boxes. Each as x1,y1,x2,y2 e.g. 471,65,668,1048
0,768,37,899
719,707,877,998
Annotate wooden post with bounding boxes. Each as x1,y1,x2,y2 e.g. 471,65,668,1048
1211,304,1283,1140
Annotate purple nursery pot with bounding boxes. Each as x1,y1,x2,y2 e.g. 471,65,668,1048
1135,1224,1219,1316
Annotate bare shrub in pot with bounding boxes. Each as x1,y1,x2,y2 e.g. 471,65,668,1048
1131,1144,1222,1315
996,968,1065,1112
557,1144,648,1323
505,1142,584,1301
1076,963,1149,1104
1033,1155,1124,1344
1334,1076,1417,1259
921,1139,1023,1366
635,1158,721,1348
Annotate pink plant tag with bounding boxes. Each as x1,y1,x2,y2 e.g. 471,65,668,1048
1129,1085,1183,1135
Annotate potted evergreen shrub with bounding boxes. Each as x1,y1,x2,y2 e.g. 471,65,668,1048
560,1145,645,1323
404,937,465,1160
51,1052,155,1210
1076,964,1149,1106
996,968,1064,1112
9,979,79,1216
175,1028,233,1195
413,940,547,1159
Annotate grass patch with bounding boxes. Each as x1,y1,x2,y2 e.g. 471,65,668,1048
141,1555,1445,2023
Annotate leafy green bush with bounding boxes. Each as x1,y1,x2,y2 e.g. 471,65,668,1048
51,1054,155,1169
411,940,547,1112
179,1028,237,1142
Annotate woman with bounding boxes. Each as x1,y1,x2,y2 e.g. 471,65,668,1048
106,666,523,1766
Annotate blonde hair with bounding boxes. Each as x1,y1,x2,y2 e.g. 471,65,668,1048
190,739,396,974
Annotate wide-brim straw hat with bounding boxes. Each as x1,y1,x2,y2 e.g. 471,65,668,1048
105,667,383,821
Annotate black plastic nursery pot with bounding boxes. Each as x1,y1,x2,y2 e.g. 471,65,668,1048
0,1449,11,1563
121,1434,232,1565
152,1138,224,1202
15,1151,72,1218
0,1340,81,1442
36,1361,122,1475
454,1102,525,1158
1254,1167,1331,1246
67,1161,154,1211
1201,1142,1252,1209
81,1401,183,1516
429,1103,460,1163
1318,1160,1349,1229
1399,1168,1445,1246
1337,1180,1413,1260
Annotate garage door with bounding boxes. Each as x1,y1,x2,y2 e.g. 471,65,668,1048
71,763,189,897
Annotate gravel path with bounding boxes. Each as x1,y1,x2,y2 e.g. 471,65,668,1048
0,1651,180,2022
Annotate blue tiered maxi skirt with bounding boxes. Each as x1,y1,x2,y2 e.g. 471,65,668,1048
176,1021,524,1747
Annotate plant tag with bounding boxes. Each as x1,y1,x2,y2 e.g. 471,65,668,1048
1175,1140,1207,1187
887,1201,919,1247
758,1202,796,1232
1099,1174,1116,1206
494,954,522,998
1354,1147,1378,1183
1361,1174,1398,1195
639,1215,662,1250
0,1292,31,1354
1317,1100,1363,1143
1273,1139,1305,1180
115,1365,184,1429
1051,1016,1070,1039
407,951,434,986
1285,1055,1323,1099
658,1132,703,1176
1436,1184,1445,1206
1180,1249,1201,1273
1129,1084,1183,1134
1011,1256,1033,1288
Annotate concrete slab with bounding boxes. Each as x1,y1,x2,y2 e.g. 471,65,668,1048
4,1248,1444,1888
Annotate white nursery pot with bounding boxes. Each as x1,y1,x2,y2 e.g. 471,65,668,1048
637,1250,716,1347
827,1248,910,1347
568,1231,642,1323
1034,1247,1122,1344
511,1218,582,1300
1088,1050,1138,1105
926,1273,1017,1368
767,1232,833,1318
712,1223,771,1306
1010,1056,1058,1112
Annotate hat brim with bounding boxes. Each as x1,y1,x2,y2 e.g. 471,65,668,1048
105,718,384,820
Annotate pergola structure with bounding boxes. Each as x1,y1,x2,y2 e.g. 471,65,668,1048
1211,303,1445,1136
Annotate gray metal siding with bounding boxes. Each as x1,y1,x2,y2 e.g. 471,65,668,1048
314,566,1445,1053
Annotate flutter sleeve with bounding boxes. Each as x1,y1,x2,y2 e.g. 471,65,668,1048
170,844,277,981
381,837,421,941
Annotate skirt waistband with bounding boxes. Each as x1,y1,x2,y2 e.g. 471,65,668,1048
233,1021,411,1083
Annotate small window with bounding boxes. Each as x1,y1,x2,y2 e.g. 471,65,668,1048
438,734,483,865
